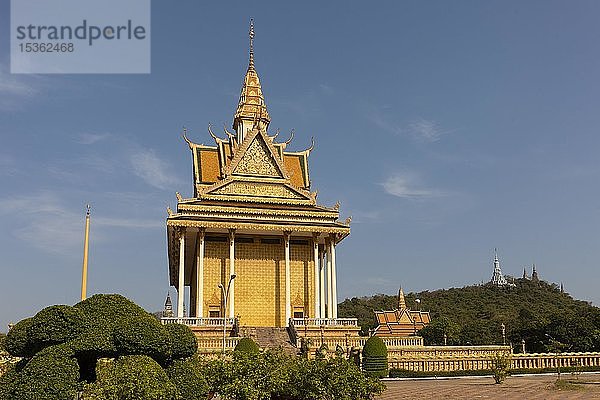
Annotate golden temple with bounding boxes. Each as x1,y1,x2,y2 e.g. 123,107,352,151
164,20,353,335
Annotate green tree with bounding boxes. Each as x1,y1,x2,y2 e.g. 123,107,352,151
420,316,460,345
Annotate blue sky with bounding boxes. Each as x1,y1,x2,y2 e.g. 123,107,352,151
1,1,599,331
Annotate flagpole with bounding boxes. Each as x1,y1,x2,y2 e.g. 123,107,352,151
81,204,91,301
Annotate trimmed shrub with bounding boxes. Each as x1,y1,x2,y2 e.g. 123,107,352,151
166,356,208,400
113,316,170,365
233,337,260,355
72,294,160,359
27,305,87,350
362,336,388,378
164,323,197,361
8,344,79,400
5,317,36,358
0,359,27,399
82,355,178,400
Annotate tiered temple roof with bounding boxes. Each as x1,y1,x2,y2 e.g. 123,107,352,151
373,288,431,337
165,21,350,288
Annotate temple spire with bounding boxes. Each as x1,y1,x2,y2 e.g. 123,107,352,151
233,19,270,142
249,18,255,69
398,287,406,310
490,248,508,286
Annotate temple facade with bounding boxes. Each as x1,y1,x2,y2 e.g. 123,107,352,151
165,22,351,330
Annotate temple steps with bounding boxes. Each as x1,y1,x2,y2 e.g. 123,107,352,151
246,327,297,355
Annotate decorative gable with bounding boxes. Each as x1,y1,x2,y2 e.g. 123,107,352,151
226,129,288,180
233,135,283,178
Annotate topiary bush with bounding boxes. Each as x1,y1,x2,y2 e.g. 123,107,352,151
82,355,178,400
362,336,388,378
166,355,208,400
164,323,197,361
233,337,260,355
5,317,36,358
71,294,165,360
27,305,88,351
7,344,80,400
113,315,170,365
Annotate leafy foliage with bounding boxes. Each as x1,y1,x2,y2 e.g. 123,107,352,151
26,305,88,352
233,337,260,355
201,349,385,400
165,355,208,400
362,336,388,378
164,323,198,361
113,315,170,365
339,279,600,352
82,355,178,400
7,344,80,400
2,294,200,400
490,352,511,384
5,317,36,358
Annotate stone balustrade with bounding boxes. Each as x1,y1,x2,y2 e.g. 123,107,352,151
161,317,235,326
195,337,241,351
290,318,358,327
388,350,600,373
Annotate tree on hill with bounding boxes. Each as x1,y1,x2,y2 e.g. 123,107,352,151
339,279,600,352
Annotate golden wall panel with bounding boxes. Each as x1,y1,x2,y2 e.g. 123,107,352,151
200,238,315,327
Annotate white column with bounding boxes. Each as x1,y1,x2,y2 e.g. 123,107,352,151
313,234,320,319
177,229,185,318
330,236,338,319
195,229,205,319
319,246,325,319
326,237,333,319
228,229,235,318
284,232,291,324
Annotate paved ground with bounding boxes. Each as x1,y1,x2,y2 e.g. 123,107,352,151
377,374,600,399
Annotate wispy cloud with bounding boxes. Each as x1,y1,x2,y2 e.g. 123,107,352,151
367,108,451,143
408,118,449,143
95,217,162,229
75,132,111,145
381,172,445,199
369,109,402,136
0,192,162,254
131,149,181,190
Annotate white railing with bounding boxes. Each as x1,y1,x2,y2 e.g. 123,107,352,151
290,318,358,327
161,317,235,326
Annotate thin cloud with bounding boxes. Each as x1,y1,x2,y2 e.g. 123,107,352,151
95,217,162,229
381,172,444,199
130,149,181,190
408,118,448,143
0,192,162,254
367,108,452,143
368,110,402,136
75,133,111,145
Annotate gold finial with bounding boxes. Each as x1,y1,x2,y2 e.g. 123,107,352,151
249,18,255,68
182,126,193,148
86,204,91,216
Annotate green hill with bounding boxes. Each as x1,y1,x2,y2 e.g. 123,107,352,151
339,279,600,353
